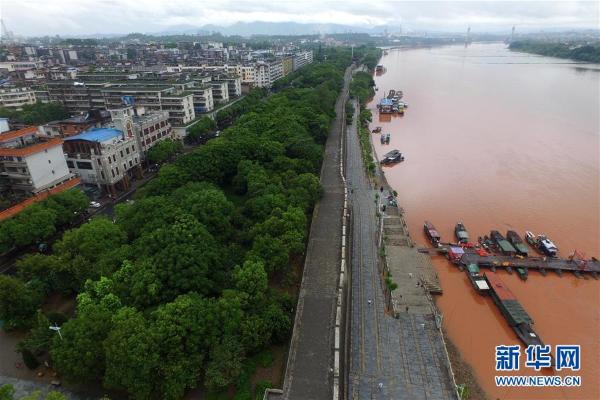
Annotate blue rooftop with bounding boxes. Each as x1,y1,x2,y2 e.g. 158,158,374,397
65,128,123,143
379,98,394,106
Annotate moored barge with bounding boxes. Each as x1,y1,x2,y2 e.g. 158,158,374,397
506,230,529,257
490,230,517,256
467,263,490,294
484,272,547,349
455,222,470,244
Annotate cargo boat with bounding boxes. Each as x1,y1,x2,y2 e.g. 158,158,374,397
376,64,384,72
455,222,469,244
506,230,529,257
525,231,558,257
381,150,405,165
466,263,489,293
490,230,517,256
484,273,548,350
378,98,395,113
424,221,441,247
372,126,382,134
384,133,390,144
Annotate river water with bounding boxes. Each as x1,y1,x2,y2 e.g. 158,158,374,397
368,43,599,400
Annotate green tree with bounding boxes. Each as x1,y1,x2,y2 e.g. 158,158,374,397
50,300,114,383
146,139,182,164
103,307,156,400
0,275,42,330
0,384,15,400
19,311,53,355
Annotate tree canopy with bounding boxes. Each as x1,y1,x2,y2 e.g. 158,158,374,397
5,47,357,399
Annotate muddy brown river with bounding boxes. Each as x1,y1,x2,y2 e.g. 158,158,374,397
368,43,599,400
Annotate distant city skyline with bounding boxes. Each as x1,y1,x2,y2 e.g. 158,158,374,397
1,0,598,37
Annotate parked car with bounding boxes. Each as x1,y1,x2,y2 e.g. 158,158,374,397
89,201,102,208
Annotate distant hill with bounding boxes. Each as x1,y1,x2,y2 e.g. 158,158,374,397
156,21,390,36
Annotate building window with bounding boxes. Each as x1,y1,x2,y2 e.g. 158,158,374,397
113,155,116,162
51,170,55,174
16,157,21,161
101,171,105,179
129,160,132,167
126,147,130,154
120,150,123,157
123,163,126,170
111,169,115,178
108,157,112,164
135,157,138,163
116,167,119,174
67,160,74,168
97,159,101,165
76,161,93,170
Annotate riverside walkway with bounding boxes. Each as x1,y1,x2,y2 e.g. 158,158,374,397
281,67,352,400
346,93,457,400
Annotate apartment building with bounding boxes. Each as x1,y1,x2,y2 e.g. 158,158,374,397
282,56,294,76
293,50,314,71
0,87,36,109
0,126,74,196
189,85,214,113
254,62,271,88
47,80,107,113
210,81,229,104
269,60,284,83
101,83,195,127
63,127,141,195
109,106,175,155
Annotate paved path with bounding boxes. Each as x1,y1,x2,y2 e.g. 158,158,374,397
282,67,352,400
346,95,457,400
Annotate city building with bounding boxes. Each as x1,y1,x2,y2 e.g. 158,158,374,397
101,83,195,127
282,56,294,76
0,126,75,196
39,110,109,138
63,127,142,195
269,60,284,83
109,106,175,156
0,87,36,109
293,50,314,71
210,81,229,104
47,80,107,113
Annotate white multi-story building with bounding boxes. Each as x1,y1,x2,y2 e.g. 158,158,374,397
210,81,229,104
293,50,314,71
0,87,36,109
109,106,176,156
63,127,142,195
0,126,75,195
254,62,271,88
269,60,284,83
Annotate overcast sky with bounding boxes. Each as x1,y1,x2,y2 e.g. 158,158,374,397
1,0,598,36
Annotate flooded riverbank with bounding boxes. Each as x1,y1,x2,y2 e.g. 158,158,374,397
368,43,599,400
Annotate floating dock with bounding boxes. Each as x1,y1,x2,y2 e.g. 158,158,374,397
419,245,600,279
460,252,600,278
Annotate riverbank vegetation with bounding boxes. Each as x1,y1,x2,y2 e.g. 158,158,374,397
509,40,600,63
350,71,376,106
0,47,370,399
349,69,377,175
